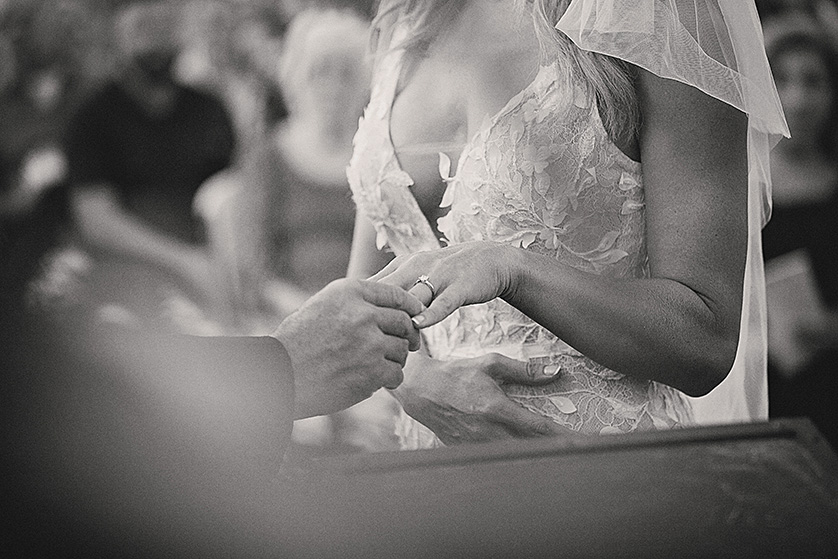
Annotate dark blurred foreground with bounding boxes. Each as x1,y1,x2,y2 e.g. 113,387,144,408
3,313,837,559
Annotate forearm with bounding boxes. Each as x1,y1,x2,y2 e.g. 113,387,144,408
504,248,741,396
346,212,394,279
9,322,296,555
72,189,205,274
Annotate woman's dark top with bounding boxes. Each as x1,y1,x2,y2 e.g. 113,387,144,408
762,188,838,449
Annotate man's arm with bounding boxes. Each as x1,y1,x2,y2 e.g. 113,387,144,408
70,184,222,306
3,279,423,556
2,317,294,556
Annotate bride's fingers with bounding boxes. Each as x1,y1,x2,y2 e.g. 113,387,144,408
375,263,433,291
491,400,569,438
368,253,419,283
407,281,434,307
367,257,402,282
411,288,462,328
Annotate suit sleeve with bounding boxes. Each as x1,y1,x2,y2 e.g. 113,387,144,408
3,318,297,556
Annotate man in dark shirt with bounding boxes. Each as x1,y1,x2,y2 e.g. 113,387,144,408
64,2,235,320
66,81,233,243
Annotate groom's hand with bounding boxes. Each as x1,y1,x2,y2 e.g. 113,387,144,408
272,278,424,419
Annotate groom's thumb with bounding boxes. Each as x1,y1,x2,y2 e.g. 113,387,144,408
483,354,562,385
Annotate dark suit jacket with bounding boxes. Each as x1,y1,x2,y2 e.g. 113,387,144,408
2,313,296,557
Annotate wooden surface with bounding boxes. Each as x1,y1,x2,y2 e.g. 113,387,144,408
279,419,838,558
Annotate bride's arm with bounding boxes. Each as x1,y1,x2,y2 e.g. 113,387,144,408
514,70,748,396
346,212,395,280
376,69,749,397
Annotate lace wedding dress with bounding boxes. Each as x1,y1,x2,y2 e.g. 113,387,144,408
347,0,788,449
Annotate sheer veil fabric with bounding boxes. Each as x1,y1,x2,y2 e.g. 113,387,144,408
556,0,789,423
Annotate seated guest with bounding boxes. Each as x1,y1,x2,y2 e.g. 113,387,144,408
0,2,94,314
63,1,235,331
194,7,373,449
195,6,371,329
761,14,838,449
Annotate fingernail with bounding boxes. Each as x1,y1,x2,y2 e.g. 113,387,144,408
542,363,561,377
411,315,426,327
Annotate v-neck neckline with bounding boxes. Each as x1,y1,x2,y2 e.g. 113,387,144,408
384,46,550,213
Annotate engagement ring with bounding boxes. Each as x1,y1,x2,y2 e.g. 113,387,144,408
412,275,436,299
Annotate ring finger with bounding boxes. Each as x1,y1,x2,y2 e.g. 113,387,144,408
408,275,436,307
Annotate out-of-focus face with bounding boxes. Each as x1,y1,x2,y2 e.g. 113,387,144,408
304,44,368,112
278,11,371,126
115,4,182,116
773,46,835,145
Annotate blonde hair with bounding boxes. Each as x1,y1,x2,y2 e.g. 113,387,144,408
371,0,639,146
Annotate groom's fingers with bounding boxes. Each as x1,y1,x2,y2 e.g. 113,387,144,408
382,335,410,367
377,359,405,390
377,308,421,351
360,280,424,317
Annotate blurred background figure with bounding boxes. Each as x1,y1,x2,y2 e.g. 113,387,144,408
191,5,373,451
179,0,292,330
0,0,106,316
264,6,369,300
62,1,236,333
196,5,371,330
177,0,289,174
757,0,838,22
761,11,838,449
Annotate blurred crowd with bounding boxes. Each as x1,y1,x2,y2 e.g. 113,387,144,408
1,0,837,451
0,0,372,330
756,0,838,449
0,0,374,451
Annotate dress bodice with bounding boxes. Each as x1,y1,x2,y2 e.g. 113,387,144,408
347,43,693,444
349,42,648,349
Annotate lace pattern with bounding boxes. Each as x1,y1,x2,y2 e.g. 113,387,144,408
348,43,695,450
346,45,442,256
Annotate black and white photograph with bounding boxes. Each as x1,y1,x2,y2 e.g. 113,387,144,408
2,0,837,557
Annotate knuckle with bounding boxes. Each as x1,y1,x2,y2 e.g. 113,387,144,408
400,314,414,336
381,364,404,389
395,339,410,365
330,277,352,292
472,393,497,415
479,353,503,371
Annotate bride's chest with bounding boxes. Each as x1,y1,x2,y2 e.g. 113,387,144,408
389,38,541,215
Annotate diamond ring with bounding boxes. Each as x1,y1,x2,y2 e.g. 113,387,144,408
411,274,436,299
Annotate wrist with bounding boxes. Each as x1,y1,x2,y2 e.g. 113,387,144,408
264,333,298,413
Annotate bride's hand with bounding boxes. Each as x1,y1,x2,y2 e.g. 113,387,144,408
371,241,520,328
391,352,576,445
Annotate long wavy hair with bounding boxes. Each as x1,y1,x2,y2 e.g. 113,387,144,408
371,0,640,146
